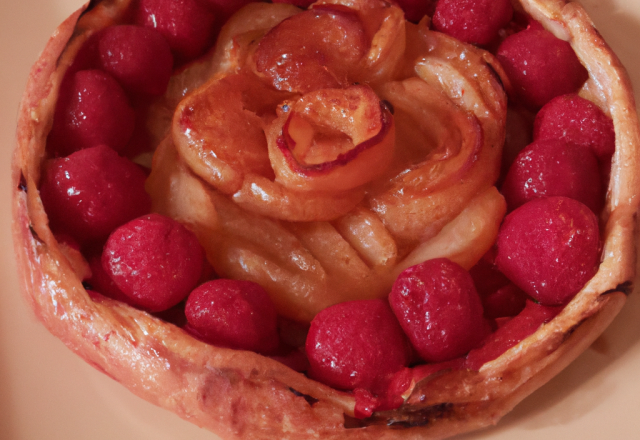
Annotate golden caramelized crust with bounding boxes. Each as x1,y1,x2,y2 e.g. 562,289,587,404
11,0,639,439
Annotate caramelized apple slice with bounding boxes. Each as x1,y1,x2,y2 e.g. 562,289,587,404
395,186,506,274
231,174,365,222
146,3,301,147
267,85,395,192
157,0,508,322
371,78,494,241
253,6,368,93
312,0,407,84
368,25,507,242
173,72,285,194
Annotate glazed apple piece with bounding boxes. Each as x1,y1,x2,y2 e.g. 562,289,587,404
395,186,506,273
173,72,282,195
369,25,507,242
172,72,368,221
145,2,301,148
267,85,395,192
253,6,367,93
253,1,406,91
148,1,508,322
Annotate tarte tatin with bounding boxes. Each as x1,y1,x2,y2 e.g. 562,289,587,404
12,0,640,439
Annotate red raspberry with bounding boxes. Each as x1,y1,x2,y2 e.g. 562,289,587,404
432,0,513,46
501,138,603,213
48,70,135,156
469,251,527,319
185,279,279,354
135,0,217,63
496,29,588,109
469,249,510,296
98,25,173,96
305,299,411,393
392,0,437,22
465,300,562,370
481,284,528,320
389,259,489,363
102,214,205,312
534,94,616,162
87,255,131,304
39,145,151,245
495,197,600,306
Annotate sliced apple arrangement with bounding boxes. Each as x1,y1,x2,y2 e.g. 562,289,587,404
11,0,640,439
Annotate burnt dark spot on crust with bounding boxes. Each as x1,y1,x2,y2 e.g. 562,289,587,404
29,225,44,243
385,403,454,428
348,403,455,429
288,387,319,406
18,173,27,192
80,0,101,17
343,414,366,429
562,321,583,343
602,280,633,296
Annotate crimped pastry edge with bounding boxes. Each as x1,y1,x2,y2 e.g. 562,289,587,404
10,1,639,439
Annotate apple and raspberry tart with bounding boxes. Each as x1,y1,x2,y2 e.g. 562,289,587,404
12,0,640,438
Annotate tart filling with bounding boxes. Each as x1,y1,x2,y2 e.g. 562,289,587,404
11,0,640,439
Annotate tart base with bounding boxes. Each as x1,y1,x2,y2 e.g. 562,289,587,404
9,0,640,439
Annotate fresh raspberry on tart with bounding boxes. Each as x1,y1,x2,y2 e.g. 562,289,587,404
102,213,205,312
47,70,135,156
432,0,513,46
39,145,151,245
534,93,616,162
306,299,412,394
11,0,640,439
184,279,280,354
390,258,490,363
135,0,218,63
501,138,604,213
495,196,601,306
496,27,589,109
97,25,173,96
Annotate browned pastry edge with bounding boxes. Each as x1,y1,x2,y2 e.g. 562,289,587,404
11,1,639,439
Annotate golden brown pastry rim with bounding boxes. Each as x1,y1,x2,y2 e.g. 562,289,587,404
10,0,639,439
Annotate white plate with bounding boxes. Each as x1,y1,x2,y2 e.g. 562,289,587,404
1,1,639,439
